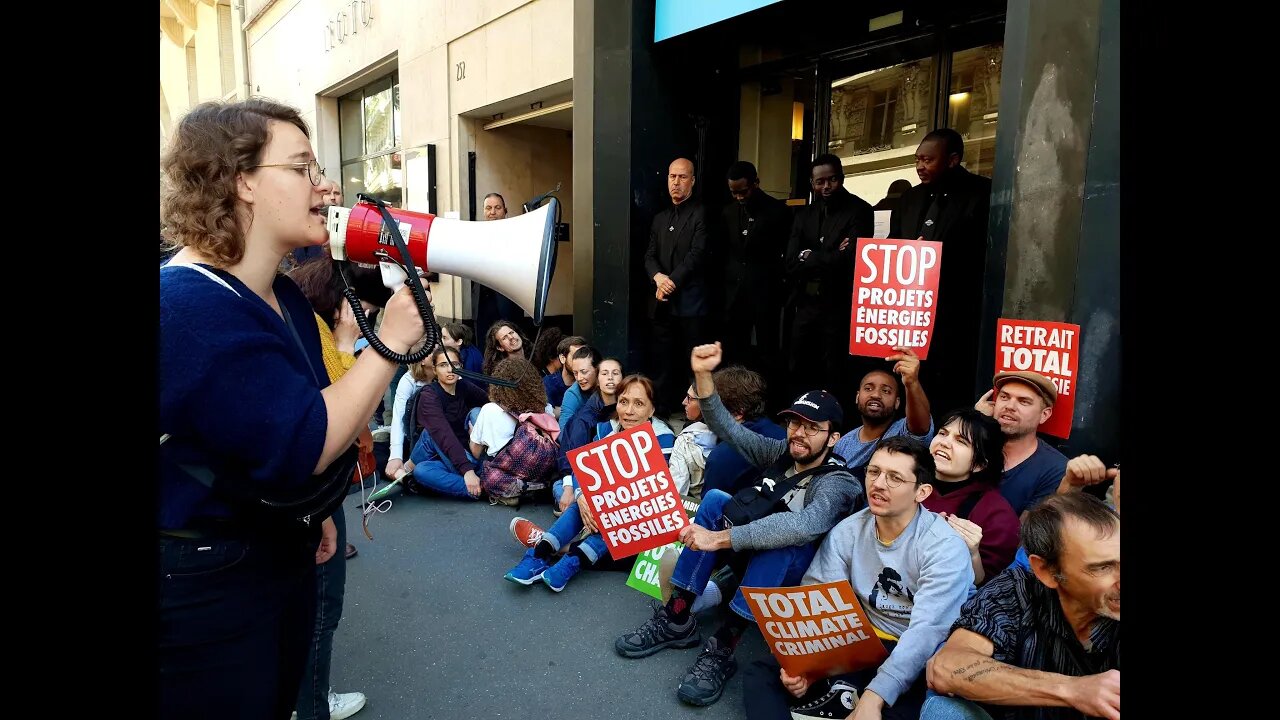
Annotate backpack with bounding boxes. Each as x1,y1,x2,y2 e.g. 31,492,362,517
479,412,561,503
401,381,433,460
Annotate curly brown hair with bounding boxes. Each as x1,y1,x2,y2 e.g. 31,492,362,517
160,98,309,267
487,357,547,414
482,320,531,375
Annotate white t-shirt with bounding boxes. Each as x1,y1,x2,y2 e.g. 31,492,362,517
469,401,553,456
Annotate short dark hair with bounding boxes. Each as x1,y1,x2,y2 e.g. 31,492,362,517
570,344,602,367
811,153,844,179
442,320,474,347
558,335,589,357
483,192,506,207
935,408,1006,485
872,435,936,486
531,327,565,369
726,161,759,183
922,128,965,161
1022,493,1119,571
711,365,767,420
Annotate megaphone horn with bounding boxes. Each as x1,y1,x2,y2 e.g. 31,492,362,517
328,198,559,325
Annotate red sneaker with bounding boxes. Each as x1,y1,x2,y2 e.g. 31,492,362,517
509,516,546,548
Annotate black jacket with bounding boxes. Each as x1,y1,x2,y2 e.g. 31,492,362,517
721,190,791,312
644,200,709,318
784,187,874,307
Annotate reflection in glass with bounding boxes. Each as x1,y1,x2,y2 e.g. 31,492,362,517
949,44,1002,178
363,77,394,155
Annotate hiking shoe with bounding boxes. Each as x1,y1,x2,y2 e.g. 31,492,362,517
488,493,520,508
328,689,367,720
509,517,546,548
542,553,582,592
790,679,859,718
504,548,549,585
676,637,738,707
615,601,700,658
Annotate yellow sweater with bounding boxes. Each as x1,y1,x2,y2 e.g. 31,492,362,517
314,312,357,383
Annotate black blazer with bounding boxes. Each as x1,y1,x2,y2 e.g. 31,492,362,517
644,201,709,318
784,187,874,307
721,191,791,312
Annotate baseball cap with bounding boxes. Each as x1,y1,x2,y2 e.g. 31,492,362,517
993,371,1058,406
778,390,843,427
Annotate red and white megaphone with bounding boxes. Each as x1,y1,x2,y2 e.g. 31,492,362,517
326,197,559,325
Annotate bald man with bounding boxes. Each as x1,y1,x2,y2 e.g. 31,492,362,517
644,157,711,417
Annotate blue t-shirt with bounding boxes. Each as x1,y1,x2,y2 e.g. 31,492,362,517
159,264,330,529
700,416,787,497
832,416,936,470
1000,438,1068,515
543,372,571,408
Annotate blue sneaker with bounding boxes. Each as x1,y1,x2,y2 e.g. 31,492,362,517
504,548,549,585
541,554,582,592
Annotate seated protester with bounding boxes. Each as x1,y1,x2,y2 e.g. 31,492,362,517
531,326,566,378
541,334,586,412
550,356,621,518
1008,457,1119,573
404,345,489,498
923,493,1119,720
614,342,864,709
504,374,674,590
832,347,935,471
922,409,1020,585
560,345,600,428
975,371,1068,516
699,366,786,497
385,355,433,481
744,436,974,720
481,319,532,375
669,382,718,498
468,356,554,469
441,320,484,376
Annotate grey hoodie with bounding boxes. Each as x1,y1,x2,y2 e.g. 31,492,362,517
697,391,864,551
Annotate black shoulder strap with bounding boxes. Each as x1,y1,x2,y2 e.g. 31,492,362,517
755,455,844,503
956,489,984,521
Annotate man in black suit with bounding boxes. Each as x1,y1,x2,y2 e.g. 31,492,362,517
891,128,993,415
783,153,874,407
720,161,791,373
645,157,710,416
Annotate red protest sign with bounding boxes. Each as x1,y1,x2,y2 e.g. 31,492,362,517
994,319,1081,439
849,238,943,360
742,580,889,681
568,422,689,560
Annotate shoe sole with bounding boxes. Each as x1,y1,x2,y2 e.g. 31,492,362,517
676,661,738,707
504,571,544,585
330,696,367,720
542,575,568,592
614,631,702,658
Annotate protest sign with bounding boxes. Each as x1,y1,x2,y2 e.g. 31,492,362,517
849,238,943,359
994,319,1081,439
742,580,889,679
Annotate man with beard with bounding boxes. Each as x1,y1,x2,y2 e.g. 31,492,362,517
924,493,1120,720
832,346,934,471
975,371,1068,516
614,342,864,708
784,154,874,400
741,435,973,720
720,160,791,370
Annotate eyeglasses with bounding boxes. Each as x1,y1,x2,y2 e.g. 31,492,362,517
434,361,456,370
250,158,326,187
865,466,919,490
786,419,830,438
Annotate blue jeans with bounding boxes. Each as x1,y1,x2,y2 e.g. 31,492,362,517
920,691,996,720
295,505,348,720
539,503,610,563
159,527,316,720
669,489,820,621
410,429,480,500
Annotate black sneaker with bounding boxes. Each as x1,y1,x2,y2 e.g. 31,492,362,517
615,601,701,658
790,679,859,718
676,637,738,707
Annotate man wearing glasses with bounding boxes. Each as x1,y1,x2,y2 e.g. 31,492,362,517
614,341,864,708
741,435,974,720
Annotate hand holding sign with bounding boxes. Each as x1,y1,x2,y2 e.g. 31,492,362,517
780,668,810,699
886,345,921,387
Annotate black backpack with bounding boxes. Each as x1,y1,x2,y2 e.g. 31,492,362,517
401,382,435,460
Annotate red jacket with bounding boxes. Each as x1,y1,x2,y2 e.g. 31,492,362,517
923,482,1020,583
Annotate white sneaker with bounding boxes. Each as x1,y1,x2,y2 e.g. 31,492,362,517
691,580,722,613
328,689,367,720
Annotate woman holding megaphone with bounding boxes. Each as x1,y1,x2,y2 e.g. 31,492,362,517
159,98,426,720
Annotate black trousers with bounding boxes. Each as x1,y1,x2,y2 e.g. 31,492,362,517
720,297,782,376
649,312,709,415
741,652,926,720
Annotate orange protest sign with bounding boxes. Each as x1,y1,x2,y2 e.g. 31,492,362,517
849,237,943,360
568,422,690,560
993,319,1081,439
741,580,889,680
